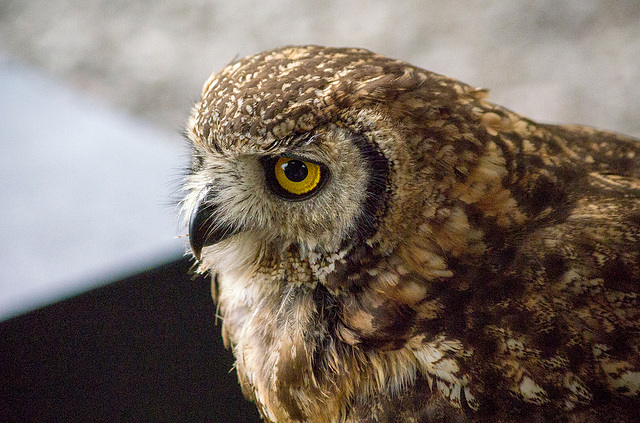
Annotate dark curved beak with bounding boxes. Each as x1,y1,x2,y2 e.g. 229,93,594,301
188,187,240,260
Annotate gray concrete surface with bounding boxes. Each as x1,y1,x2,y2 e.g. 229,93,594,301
0,0,638,318
1,0,638,137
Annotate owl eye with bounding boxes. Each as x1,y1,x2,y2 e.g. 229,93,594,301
263,156,328,200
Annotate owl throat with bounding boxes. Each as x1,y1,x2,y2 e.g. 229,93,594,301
214,235,468,423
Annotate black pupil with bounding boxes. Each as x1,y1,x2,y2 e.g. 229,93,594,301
282,160,308,182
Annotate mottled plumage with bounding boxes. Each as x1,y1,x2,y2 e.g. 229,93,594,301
179,46,640,422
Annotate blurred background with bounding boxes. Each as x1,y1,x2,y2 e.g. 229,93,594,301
0,0,639,421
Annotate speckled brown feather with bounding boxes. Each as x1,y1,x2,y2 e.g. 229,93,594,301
181,46,640,422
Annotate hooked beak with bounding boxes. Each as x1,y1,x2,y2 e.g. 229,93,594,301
188,186,240,260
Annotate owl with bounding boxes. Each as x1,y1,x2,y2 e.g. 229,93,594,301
179,46,640,422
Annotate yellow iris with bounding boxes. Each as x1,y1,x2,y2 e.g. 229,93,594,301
274,157,322,195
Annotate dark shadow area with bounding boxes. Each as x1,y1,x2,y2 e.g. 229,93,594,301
0,258,262,422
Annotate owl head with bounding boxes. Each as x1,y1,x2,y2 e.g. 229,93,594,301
181,45,483,280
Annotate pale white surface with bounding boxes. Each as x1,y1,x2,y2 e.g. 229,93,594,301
0,54,186,320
